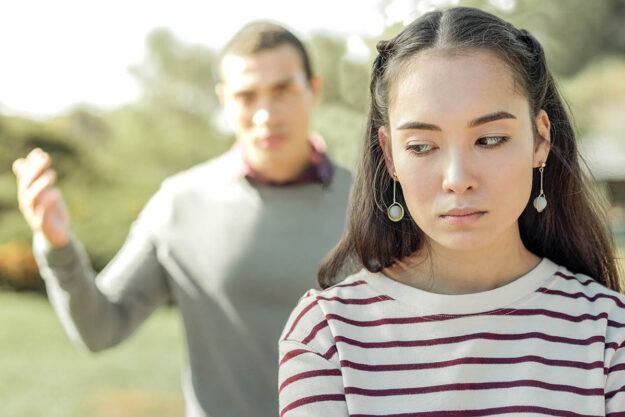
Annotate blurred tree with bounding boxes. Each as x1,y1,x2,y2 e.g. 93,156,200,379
309,34,348,105
377,0,625,78
130,28,221,120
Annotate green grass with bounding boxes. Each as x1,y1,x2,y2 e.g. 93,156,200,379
0,292,185,417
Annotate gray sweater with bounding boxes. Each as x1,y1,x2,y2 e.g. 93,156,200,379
33,153,352,417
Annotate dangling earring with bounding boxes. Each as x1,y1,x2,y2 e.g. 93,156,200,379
533,161,547,213
387,172,405,222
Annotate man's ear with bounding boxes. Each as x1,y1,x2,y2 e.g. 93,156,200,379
308,75,322,106
533,109,551,167
378,125,395,176
215,83,225,106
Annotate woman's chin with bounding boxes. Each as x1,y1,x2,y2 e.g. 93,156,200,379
426,231,499,253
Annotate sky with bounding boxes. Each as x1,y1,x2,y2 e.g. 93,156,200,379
0,0,458,119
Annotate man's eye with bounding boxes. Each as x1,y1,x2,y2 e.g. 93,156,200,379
235,92,255,104
275,84,293,96
477,136,509,147
406,144,435,155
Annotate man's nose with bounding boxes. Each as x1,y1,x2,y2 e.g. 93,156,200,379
252,109,269,126
252,98,278,127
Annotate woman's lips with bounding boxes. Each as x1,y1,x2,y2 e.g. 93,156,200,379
440,209,486,226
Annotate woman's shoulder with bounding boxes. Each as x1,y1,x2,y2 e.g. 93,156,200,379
547,261,625,316
280,269,383,342
301,269,387,308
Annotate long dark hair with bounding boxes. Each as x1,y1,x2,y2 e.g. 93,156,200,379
319,7,621,291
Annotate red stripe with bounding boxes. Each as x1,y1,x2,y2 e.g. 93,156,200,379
302,320,329,344
279,368,342,392
323,344,338,360
316,295,392,304
607,341,621,350
345,379,603,397
325,308,614,328
279,344,338,366
332,280,366,288
351,406,601,417
280,394,345,417
340,355,604,372
605,384,625,399
537,287,625,308
279,349,309,366
335,332,605,348
608,363,625,374
608,319,625,328
504,309,610,324
282,299,318,341
555,271,597,287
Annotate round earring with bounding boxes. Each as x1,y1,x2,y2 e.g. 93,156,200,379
387,172,405,222
533,161,547,213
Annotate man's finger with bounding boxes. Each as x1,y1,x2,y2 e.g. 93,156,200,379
18,149,51,191
26,170,57,211
12,158,25,175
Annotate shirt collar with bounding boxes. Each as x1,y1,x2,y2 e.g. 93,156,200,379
229,134,334,186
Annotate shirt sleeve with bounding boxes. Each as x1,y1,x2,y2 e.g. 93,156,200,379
605,335,625,415
278,295,348,417
32,190,170,352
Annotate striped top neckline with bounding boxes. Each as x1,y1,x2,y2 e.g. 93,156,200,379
359,257,559,315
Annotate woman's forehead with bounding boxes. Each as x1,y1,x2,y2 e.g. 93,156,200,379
387,50,529,125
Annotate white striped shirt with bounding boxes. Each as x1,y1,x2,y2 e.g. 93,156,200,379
279,258,625,416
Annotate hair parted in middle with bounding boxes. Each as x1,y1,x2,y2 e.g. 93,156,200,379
318,7,620,291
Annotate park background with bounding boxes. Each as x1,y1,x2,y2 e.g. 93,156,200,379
1,0,625,415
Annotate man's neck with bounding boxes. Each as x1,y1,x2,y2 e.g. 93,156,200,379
246,146,312,184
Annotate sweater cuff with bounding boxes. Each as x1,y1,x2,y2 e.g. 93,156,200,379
33,232,80,268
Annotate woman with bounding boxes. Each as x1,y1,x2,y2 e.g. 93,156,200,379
279,7,625,417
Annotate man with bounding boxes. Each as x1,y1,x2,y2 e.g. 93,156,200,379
12,22,351,417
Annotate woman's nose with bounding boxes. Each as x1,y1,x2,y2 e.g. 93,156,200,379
441,152,478,194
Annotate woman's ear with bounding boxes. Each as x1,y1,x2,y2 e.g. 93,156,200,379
533,109,551,167
378,126,396,176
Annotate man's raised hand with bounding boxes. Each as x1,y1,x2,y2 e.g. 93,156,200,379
13,148,70,248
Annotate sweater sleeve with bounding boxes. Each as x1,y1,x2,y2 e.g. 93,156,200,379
278,294,348,417
32,190,170,353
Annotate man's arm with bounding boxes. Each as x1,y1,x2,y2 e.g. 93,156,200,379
14,149,169,352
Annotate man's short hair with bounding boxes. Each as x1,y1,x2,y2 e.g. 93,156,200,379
220,21,313,81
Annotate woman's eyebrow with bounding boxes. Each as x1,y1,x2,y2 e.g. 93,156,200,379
469,111,517,127
397,111,517,131
396,121,441,131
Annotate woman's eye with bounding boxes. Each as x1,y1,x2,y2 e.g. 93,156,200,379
406,143,435,155
477,136,509,147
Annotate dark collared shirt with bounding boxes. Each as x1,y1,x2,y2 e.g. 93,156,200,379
229,134,334,186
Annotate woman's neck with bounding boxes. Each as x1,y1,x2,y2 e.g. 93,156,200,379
383,232,541,295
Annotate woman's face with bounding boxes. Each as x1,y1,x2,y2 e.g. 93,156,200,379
379,50,550,252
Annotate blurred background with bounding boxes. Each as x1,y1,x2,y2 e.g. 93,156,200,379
1,0,624,415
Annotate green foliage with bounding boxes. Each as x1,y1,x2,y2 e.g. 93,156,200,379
561,55,625,141
130,28,221,119
309,34,348,105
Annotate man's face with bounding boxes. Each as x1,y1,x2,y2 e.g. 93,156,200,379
218,45,321,169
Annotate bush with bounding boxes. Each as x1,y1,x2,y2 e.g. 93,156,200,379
0,242,43,292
